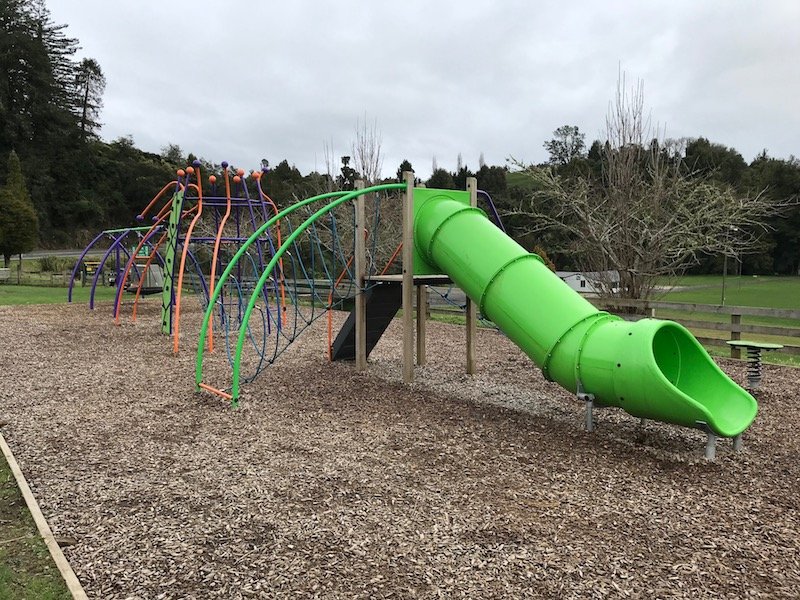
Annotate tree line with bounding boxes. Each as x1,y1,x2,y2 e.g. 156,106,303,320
1,0,797,281
0,0,182,261
526,123,800,280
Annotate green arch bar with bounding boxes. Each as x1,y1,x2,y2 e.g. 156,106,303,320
194,183,404,402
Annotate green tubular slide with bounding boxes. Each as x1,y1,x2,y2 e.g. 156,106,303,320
414,191,757,438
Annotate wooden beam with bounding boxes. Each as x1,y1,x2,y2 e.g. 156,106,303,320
466,177,478,375
402,171,415,383
354,180,367,371
593,297,800,320
0,433,88,599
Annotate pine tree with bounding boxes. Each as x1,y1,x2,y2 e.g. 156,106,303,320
0,0,79,151
396,159,413,181
0,150,39,266
74,58,105,136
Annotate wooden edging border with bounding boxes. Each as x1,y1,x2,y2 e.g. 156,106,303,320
0,432,88,600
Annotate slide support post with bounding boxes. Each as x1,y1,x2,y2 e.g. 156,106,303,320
577,380,595,432
416,284,427,365
402,171,415,383
354,180,367,371
465,177,478,375
705,432,717,461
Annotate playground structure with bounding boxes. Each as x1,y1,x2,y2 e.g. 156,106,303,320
71,164,758,458
194,172,758,459
72,161,441,383
70,161,293,371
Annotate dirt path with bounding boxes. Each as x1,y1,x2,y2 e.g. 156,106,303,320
0,303,797,599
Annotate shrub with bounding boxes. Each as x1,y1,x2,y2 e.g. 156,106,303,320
38,256,71,272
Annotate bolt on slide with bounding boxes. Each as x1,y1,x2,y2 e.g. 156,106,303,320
413,189,757,439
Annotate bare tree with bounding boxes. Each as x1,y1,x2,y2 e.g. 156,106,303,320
311,121,399,274
351,115,383,185
321,138,340,192
511,72,793,300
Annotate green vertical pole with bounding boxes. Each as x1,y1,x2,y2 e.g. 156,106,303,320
161,190,184,334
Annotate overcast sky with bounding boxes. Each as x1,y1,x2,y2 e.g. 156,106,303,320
49,0,799,178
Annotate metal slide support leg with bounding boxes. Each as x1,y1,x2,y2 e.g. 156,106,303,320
576,380,595,433
733,434,743,452
705,432,716,461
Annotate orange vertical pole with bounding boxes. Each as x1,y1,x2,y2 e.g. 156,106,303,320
172,165,204,355
207,166,235,352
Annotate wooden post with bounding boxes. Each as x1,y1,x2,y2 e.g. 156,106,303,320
416,180,428,366
731,312,742,359
402,171,415,383
416,284,427,365
466,177,478,375
354,180,367,371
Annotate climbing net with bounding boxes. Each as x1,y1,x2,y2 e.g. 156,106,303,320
195,181,509,404
206,184,407,396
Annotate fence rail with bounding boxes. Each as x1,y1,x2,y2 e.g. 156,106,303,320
593,297,800,320
590,298,800,357
1,270,74,287
407,295,800,359
5,273,798,359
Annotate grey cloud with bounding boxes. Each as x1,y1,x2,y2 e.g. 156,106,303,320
49,0,799,179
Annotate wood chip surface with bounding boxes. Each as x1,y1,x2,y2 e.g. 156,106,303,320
0,301,798,599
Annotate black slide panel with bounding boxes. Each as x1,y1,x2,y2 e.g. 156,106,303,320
331,282,402,361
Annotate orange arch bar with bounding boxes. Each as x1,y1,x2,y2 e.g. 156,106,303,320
138,180,181,220
172,167,204,355
257,185,288,326
114,205,197,325
131,231,168,322
206,167,233,352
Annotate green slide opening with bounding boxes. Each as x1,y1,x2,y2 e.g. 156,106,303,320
651,322,757,437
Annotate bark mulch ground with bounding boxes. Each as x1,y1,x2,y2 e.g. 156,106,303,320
0,302,797,599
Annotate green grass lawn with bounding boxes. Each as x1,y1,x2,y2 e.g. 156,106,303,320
0,453,71,600
661,275,800,310
0,285,118,306
505,170,538,192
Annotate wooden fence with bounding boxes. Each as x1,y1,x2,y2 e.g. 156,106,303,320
421,295,800,359
589,298,800,357
11,270,796,360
